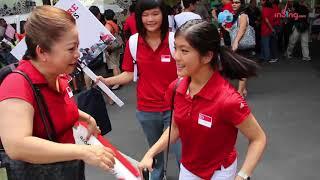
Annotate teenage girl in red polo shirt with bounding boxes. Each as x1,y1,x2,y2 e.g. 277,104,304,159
0,6,115,179
97,0,180,179
138,19,266,180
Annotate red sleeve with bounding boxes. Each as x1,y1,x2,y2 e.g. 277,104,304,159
121,41,134,72
123,18,130,32
220,92,251,126
0,73,35,107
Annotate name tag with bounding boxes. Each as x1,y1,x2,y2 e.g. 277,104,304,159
161,55,171,62
198,113,213,128
66,87,74,98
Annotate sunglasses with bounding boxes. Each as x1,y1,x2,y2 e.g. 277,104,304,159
232,1,241,4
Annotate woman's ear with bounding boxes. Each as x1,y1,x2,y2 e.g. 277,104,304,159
35,45,48,62
202,51,214,64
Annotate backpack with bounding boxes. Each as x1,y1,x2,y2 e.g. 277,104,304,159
128,32,175,82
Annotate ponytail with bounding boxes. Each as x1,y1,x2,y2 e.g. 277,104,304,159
218,46,259,80
175,19,259,80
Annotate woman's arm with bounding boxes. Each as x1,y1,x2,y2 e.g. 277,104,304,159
97,71,133,86
0,99,115,170
232,14,248,51
138,119,180,172
235,113,267,179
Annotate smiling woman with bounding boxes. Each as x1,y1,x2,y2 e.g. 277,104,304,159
0,6,115,180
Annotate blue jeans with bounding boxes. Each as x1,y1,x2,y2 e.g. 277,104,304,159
260,35,271,61
136,110,181,180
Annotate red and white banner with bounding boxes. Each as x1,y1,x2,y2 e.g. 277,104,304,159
73,122,141,180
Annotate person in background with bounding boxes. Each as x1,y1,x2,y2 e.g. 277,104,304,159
123,4,137,42
174,0,202,28
269,0,280,63
0,18,16,43
246,0,261,55
104,9,123,91
214,0,235,46
260,0,275,62
286,0,311,61
89,6,105,26
167,5,176,32
0,6,115,178
282,0,295,52
194,0,210,21
138,19,266,180
97,0,181,179
230,0,251,97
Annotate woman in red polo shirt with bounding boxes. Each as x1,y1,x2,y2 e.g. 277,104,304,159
97,0,180,179
138,19,266,180
0,6,115,179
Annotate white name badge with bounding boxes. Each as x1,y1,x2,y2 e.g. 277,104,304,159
161,55,171,62
66,87,74,98
198,113,213,128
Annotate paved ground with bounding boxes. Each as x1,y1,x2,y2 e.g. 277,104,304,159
85,41,320,180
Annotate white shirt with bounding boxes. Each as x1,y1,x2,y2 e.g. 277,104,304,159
174,12,202,28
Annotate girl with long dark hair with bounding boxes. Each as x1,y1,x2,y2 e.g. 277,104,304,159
138,19,266,180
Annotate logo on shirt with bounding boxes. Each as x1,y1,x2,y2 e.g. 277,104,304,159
198,113,213,128
66,87,74,98
240,103,244,109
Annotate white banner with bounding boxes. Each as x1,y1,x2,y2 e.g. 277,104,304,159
10,0,124,107
73,122,141,180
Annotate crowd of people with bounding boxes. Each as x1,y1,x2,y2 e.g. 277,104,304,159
0,0,317,179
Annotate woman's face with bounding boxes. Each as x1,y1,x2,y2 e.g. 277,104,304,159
174,35,210,77
232,0,242,11
141,7,163,33
43,26,80,75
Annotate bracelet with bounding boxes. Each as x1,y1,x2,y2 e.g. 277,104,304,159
237,171,250,180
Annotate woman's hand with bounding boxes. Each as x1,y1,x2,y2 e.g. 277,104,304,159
95,76,113,86
86,116,101,140
232,41,239,52
138,154,154,176
81,145,115,171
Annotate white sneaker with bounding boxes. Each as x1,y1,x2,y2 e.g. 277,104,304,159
302,57,311,61
269,58,278,63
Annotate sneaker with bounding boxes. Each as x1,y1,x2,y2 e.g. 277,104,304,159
269,58,279,63
302,57,311,61
285,53,293,60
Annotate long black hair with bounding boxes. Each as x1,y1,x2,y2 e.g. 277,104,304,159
135,0,169,40
175,19,258,80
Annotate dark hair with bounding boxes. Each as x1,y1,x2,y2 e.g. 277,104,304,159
135,0,168,40
175,19,258,80
89,6,105,26
23,6,76,60
183,0,198,9
129,4,136,13
262,0,273,8
104,9,115,20
89,6,100,17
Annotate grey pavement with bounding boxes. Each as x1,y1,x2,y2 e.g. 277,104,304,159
85,41,320,180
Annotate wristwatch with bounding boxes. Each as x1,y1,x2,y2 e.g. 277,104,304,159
237,171,251,180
